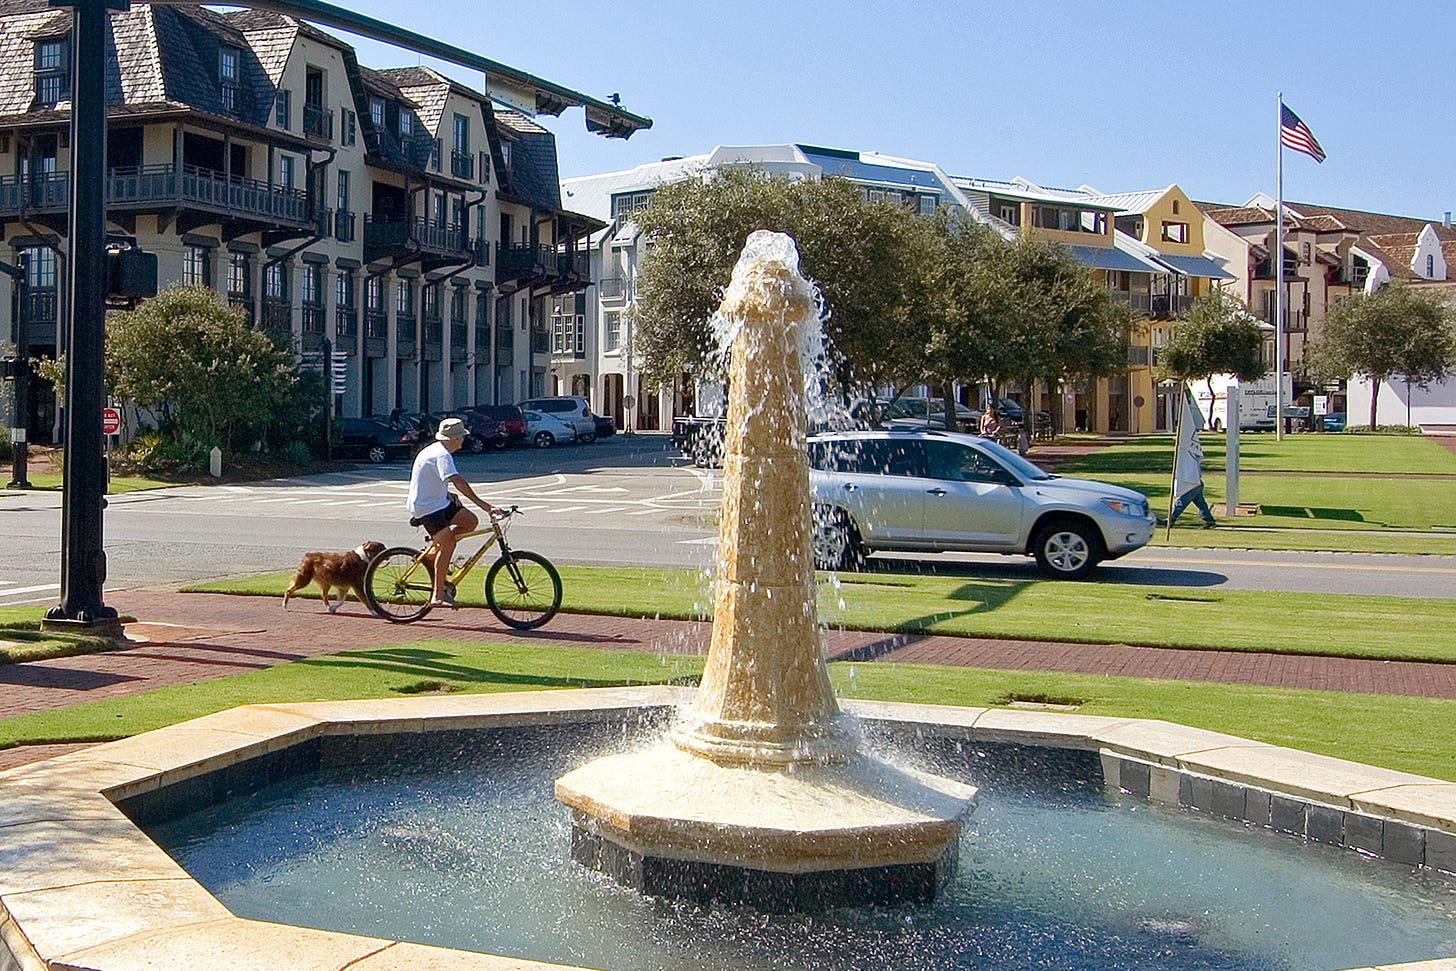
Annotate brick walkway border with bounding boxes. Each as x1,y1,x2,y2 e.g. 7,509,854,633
3,589,1453,769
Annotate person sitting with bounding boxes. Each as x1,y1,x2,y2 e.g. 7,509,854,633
979,409,1001,439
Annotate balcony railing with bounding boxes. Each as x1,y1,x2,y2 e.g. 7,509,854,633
365,309,388,340
422,314,443,344
336,306,358,339
334,210,355,243
1265,307,1308,332
1108,290,1152,315
495,326,514,353
302,104,333,142
19,288,58,325
262,297,291,335
451,324,467,351
364,216,473,263
599,277,628,301
1149,294,1193,319
529,327,549,354
450,151,474,180
9,164,315,225
228,292,253,325
301,302,325,335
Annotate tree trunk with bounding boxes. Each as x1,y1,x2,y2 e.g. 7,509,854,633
1369,378,1380,429
940,380,957,431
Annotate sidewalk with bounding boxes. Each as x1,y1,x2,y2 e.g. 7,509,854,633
3,589,1455,771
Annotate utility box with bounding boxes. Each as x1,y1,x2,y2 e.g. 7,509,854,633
106,247,158,301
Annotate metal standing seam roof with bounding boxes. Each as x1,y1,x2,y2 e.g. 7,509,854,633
1151,253,1235,280
1069,244,1169,274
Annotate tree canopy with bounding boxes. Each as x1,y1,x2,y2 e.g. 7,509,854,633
1310,283,1456,427
1159,290,1268,399
628,168,936,394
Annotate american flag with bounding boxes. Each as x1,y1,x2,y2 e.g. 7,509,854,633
1280,104,1326,163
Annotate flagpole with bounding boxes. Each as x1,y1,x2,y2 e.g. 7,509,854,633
1166,381,1181,541
1275,92,1286,443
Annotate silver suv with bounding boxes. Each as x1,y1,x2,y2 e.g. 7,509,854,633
808,430,1154,579
518,396,597,444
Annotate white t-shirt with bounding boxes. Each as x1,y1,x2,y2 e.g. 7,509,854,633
407,442,460,518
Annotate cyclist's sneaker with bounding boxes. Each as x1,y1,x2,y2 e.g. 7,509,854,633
428,590,458,609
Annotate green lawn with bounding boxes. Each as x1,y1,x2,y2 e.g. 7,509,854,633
1,639,1452,781
1057,432,1456,476
189,565,1456,664
1,473,170,493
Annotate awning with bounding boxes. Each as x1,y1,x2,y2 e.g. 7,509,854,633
610,222,641,248
1153,253,1235,280
1068,245,1168,274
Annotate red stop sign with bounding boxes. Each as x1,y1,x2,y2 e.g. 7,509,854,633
102,407,122,435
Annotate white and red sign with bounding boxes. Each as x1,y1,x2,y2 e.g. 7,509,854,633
101,407,122,436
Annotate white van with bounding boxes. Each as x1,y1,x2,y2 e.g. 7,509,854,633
519,396,598,443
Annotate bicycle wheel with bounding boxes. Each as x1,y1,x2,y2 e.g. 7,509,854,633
364,546,433,622
484,550,561,630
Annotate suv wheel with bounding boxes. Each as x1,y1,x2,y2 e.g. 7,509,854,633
579,430,596,444
534,431,555,448
367,445,387,464
812,508,863,572
1032,520,1102,580
466,436,487,454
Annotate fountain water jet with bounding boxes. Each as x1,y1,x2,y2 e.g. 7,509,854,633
555,232,977,908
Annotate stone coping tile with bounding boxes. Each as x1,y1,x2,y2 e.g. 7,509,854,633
0,789,121,830
1093,719,1251,763
2,878,230,964
840,698,988,729
348,940,612,969
967,708,1138,748
1350,785,1456,836
1176,745,1440,809
56,917,393,971
0,817,190,897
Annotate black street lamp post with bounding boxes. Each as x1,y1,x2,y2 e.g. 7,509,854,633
43,0,127,634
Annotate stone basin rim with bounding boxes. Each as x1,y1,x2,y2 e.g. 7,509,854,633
0,685,1451,971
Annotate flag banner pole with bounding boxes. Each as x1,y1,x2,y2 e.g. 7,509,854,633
1275,93,1286,443
1166,381,1182,541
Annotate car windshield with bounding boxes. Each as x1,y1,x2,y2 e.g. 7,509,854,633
976,437,1056,480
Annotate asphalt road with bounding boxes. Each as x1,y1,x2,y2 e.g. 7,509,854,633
4,434,1455,606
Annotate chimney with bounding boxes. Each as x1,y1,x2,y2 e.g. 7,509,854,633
1446,211,1452,228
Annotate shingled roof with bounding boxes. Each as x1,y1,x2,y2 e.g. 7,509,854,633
495,109,561,211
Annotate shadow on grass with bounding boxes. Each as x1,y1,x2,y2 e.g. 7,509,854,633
1259,505,1367,522
865,557,1226,589
302,646,678,690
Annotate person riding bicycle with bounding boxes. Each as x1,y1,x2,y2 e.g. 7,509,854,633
406,417,502,609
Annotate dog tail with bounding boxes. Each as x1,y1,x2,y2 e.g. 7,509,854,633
283,562,314,609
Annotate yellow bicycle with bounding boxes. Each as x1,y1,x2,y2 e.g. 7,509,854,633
362,506,561,629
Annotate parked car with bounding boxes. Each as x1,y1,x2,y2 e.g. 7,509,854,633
519,396,598,443
430,410,507,454
464,404,527,447
877,398,983,433
593,414,617,438
522,409,578,447
338,417,418,464
807,429,1154,579
1322,412,1347,432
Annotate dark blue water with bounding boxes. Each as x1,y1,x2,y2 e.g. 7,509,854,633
147,726,1456,971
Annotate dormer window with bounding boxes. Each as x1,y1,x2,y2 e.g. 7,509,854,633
399,111,413,137
370,96,385,130
33,38,69,108
218,46,240,114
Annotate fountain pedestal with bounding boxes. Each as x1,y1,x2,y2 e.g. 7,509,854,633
556,233,975,908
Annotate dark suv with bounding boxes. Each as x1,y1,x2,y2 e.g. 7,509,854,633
338,417,418,464
466,404,527,447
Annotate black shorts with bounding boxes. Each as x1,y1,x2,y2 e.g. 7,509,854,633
412,496,462,537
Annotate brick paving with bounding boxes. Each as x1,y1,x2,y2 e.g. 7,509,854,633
3,589,1454,770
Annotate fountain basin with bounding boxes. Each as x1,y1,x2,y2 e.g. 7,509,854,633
557,743,973,907
1,687,1455,970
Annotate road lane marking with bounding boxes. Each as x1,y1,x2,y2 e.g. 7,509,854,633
0,583,60,596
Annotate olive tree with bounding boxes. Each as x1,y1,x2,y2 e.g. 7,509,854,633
1310,283,1456,427
1159,291,1268,401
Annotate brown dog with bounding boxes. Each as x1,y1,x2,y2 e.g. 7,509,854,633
283,541,387,612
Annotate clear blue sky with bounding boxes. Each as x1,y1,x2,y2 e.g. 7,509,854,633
338,0,1453,221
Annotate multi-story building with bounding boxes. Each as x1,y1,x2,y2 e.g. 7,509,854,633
560,144,971,431
0,2,632,443
1199,195,1456,419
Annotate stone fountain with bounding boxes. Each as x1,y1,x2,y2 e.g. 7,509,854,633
555,232,977,908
